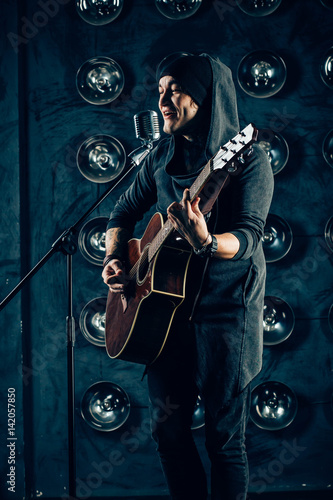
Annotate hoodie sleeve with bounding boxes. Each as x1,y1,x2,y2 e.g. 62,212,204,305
106,152,158,233
228,144,274,261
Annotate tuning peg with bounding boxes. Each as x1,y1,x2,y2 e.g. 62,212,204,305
250,381,298,430
244,145,254,157
81,381,130,431
227,162,238,173
237,154,245,164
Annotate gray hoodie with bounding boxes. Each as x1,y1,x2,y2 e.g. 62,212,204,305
108,54,274,414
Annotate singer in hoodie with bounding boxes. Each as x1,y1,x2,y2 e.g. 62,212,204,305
102,54,274,500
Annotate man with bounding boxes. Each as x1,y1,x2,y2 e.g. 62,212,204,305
102,53,274,500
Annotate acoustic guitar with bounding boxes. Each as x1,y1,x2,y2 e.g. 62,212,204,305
105,123,258,365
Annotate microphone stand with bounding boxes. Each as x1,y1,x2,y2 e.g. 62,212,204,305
0,145,152,499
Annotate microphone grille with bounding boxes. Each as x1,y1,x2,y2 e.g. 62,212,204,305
134,110,160,142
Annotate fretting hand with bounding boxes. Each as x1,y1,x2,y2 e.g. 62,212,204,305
167,188,210,250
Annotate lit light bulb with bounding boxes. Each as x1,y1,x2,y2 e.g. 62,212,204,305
76,0,123,25
155,0,202,20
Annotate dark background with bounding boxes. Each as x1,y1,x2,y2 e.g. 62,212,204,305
1,0,333,498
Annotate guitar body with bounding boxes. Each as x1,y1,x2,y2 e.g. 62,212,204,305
105,212,192,365
104,124,258,365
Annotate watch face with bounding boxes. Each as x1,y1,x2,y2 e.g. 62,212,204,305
193,234,218,257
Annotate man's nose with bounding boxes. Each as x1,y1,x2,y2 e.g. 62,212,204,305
159,91,170,107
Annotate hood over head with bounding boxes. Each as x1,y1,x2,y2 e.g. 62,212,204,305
201,53,240,158
158,53,240,164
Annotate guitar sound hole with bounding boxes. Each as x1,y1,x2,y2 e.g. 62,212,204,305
137,245,151,285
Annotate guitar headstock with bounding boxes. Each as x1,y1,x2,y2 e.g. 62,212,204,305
213,123,258,172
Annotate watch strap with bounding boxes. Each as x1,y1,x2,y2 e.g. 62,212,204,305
193,234,218,257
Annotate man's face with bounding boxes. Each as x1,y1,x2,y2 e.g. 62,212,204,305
158,75,201,139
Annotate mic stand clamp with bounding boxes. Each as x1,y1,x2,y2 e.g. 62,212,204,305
52,228,78,255
128,141,153,166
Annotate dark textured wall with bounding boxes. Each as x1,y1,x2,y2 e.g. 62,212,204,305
1,0,333,498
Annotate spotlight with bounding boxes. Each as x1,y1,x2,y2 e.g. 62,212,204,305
236,0,282,16
320,47,333,89
155,0,202,20
81,381,130,431
322,129,333,168
257,129,289,175
263,296,295,345
237,50,287,98
262,214,293,262
78,217,108,265
79,297,107,346
324,216,333,253
76,56,124,105
76,0,123,25
250,381,298,430
77,135,126,183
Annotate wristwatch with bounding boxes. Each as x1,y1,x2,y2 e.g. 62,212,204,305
193,233,218,257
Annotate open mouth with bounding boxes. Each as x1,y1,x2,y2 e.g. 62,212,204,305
163,110,177,119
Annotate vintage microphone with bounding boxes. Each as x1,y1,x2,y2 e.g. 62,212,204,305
129,109,160,165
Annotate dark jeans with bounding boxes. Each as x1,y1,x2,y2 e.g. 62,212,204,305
147,324,250,500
